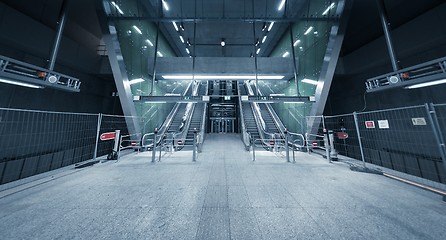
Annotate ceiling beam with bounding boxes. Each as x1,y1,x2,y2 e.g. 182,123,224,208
106,16,340,23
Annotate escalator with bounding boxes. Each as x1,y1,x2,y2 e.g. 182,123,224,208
258,103,281,135
166,103,188,133
185,103,204,145
241,102,260,141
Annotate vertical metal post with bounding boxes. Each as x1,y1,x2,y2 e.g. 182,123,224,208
353,112,367,168
193,129,197,162
93,113,102,162
323,129,331,163
252,138,256,161
288,23,300,96
152,128,158,163
425,103,446,177
150,0,162,96
48,0,69,71
376,0,399,72
158,134,163,161
252,0,259,97
285,130,290,162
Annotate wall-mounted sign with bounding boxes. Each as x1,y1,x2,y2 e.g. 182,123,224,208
412,117,427,126
378,120,389,129
365,121,375,129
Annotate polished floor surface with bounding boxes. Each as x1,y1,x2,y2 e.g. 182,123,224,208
0,134,445,239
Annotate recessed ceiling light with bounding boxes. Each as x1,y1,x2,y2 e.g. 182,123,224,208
278,0,286,11
129,78,145,85
132,25,142,34
157,51,163,57
293,39,301,46
302,78,318,85
282,52,290,58
179,36,184,43
304,26,314,35
322,3,336,16
172,22,179,31
256,48,261,54
162,75,285,80
162,0,169,11
186,48,190,54
268,22,275,31
146,39,153,46
221,39,226,47
0,78,44,89
405,79,446,89
111,1,124,14
262,36,267,43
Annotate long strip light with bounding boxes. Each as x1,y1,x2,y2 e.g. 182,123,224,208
278,0,286,11
304,26,314,35
0,78,44,89
111,1,124,14
179,36,185,43
172,22,179,31
293,39,301,46
146,39,153,46
161,75,285,80
162,0,169,11
268,22,275,31
322,3,336,16
129,78,145,85
282,52,290,58
256,48,261,54
157,51,163,57
262,36,267,43
405,79,446,89
302,78,318,85
132,25,142,34
185,48,190,54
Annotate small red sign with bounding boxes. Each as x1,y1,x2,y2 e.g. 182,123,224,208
365,121,375,129
337,132,348,139
312,142,318,146
177,140,183,145
100,132,116,141
269,140,275,145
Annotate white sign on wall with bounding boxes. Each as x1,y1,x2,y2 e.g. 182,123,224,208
378,120,389,129
411,118,427,126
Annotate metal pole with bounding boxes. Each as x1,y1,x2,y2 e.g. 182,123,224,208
48,0,69,71
288,23,300,96
285,129,290,162
323,129,331,163
425,103,446,177
252,139,256,161
158,134,163,161
376,0,399,72
93,113,102,162
193,128,197,162
353,112,367,168
252,0,259,97
152,128,158,163
150,1,162,96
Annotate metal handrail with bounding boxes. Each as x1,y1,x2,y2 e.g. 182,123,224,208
256,86,287,138
245,82,274,141
237,82,251,149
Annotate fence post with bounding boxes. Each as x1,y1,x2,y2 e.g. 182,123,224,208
152,128,158,163
353,112,367,168
193,128,197,162
425,103,446,180
285,129,290,162
93,113,102,162
323,129,331,163
252,138,256,162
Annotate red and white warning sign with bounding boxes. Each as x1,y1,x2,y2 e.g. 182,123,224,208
365,121,375,129
177,140,183,145
337,132,348,139
100,132,116,141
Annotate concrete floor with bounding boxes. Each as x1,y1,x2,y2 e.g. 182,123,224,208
0,133,445,240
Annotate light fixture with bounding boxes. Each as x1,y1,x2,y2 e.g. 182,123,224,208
146,39,153,46
255,39,260,46
293,39,301,46
180,23,185,31
262,36,267,43
185,48,190,54
278,0,286,11
262,23,267,31
256,48,261,54
179,36,185,43
186,39,192,46
302,78,318,85
172,22,179,31
162,0,169,11
129,78,145,85
299,46,303,51
268,22,275,31
157,51,163,57
221,39,226,47
405,79,446,89
284,102,305,104
161,75,285,80
322,3,336,16
304,26,314,35
132,25,142,34
282,52,290,58
0,78,44,89
111,1,124,14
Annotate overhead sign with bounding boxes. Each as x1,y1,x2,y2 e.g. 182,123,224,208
412,118,427,126
378,120,389,129
337,132,348,139
365,121,375,129
100,132,116,141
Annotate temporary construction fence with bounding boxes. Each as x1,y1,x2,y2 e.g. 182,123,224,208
0,108,142,185
310,103,446,186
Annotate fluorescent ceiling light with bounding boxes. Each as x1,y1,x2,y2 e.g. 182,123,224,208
304,26,314,35
146,39,153,46
221,39,226,47
161,75,285,80
322,3,336,16
129,78,145,85
293,39,301,46
284,102,305,104
157,51,163,57
302,78,318,85
282,52,290,58
0,78,44,89
256,48,261,54
179,36,184,43
111,1,124,14
262,36,267,43
278,0,286,11
268,22,275,31
162,0,169,11
132,25,142,34
185,48,190,54
172,22,179,31
405,79,446,89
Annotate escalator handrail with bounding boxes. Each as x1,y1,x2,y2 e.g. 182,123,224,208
173,81,201,146
245,82,274,141
237,82,251,149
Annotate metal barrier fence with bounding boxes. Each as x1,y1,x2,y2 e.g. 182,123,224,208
316,103,446,185
0,108,141,185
